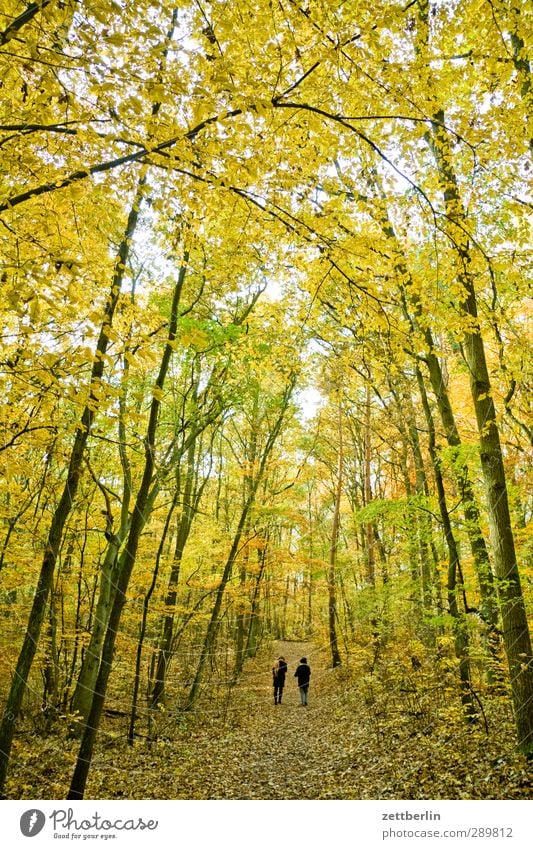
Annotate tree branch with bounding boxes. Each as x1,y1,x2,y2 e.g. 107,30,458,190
0,1,51,47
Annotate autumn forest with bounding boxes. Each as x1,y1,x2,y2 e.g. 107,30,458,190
0,0,532,800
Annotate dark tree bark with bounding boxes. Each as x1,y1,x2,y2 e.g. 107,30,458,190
150,430,203,707
328,401,343,668
416,367,477,719
417,0,533,753
67,253,189,799
0,180,145,796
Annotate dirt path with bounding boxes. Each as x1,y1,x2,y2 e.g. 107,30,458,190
8,638,532,799
163,641,353,799
151,640,530,801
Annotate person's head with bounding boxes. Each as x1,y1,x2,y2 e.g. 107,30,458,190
300,657,307,663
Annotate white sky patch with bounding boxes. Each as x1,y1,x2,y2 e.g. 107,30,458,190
263,278,283,301
296,386,323,420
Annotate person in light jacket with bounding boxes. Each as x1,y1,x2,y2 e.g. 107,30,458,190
294,657,311,705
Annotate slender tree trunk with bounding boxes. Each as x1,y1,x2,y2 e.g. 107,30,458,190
391,381,434,613
420,337,499,636
416,367,477,719
328,402,343,668
151,433,199,707
67,254,189,800
244,539,268,659
69,7,184,732
368,166,500,636
63,551,86,712
233,525,251,680
417,0,533,752
393,408,420,590
128,492,177,744
186,502,256,708
349,158,500,640
42,590,60,723
307,485,314,629
363,385,375,588
0,180,145,796
280,573,290,638
405,394,433,612
234,390,259,680
70,530,127,723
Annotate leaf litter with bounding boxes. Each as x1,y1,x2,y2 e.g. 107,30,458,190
7,640,532,799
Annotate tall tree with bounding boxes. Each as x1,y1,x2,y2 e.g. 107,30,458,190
416,0,533,753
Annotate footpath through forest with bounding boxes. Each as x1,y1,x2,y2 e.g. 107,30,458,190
167,640,349,799
8,640,532,799
96,640,530,800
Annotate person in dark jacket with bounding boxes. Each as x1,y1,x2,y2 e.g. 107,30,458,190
294,657,311,705
272,656,287,704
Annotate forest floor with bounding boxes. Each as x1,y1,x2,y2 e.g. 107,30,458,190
7,639,533,799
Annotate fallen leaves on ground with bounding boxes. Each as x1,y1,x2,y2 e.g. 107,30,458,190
6,641,532,799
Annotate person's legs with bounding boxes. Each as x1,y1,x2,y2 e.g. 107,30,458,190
278,685,284,704
274,684,279,704
303,684,309,705
299,685,305,705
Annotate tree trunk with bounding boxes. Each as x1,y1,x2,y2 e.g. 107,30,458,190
67,253,189,800
128,491,177,744
0,180,145,796
416,367,477,719
244,540,269,659
417,0,533,753
328,401,343,668
233,389,259,680
151,433,199,707
359,160,500,640
363,385,375,587
70,530,126,724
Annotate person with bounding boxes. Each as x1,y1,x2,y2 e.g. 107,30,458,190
294,657,311,705
272,656,287,704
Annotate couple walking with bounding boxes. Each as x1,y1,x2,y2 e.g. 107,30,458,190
272,656,311,705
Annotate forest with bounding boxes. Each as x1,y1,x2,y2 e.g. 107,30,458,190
0,0,531,801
